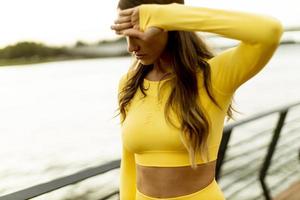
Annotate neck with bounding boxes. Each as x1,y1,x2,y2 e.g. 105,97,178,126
153,51,172,74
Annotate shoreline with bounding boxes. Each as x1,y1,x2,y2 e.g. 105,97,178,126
0,40,297,67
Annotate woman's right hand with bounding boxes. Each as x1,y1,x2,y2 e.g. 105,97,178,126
110,6,165,41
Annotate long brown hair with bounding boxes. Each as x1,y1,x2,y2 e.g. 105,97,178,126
116,0,238,169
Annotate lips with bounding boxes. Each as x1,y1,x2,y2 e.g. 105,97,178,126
135,54,146,59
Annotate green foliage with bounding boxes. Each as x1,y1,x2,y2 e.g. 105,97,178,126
0,38,129,66
0,41,67,59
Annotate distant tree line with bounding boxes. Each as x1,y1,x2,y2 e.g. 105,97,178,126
0,37,128,66
97,36,126,45
0,42,69,59
0,37,127,60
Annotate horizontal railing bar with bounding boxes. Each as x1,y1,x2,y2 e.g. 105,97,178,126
268,168,300,191
271,144,300,164
268,157,299,175
284,26,300,32
224,126,300,163
275,128,300,148
252,193,265,200
0,160,120,200
100,190,119,200
249,167,300,200
224,101,300,132
226,176,259,199
233,167,299,200
221,141,298,178
274,138,300,155
224,142,269,162
229,127,273,148
221,152,265,177
222,163,263,190
283,115,300,124
222,164,263,191
222,136,299,190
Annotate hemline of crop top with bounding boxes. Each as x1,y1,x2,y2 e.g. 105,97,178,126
134,146,220,167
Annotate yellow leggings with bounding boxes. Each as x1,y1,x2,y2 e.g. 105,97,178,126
136,178,226,200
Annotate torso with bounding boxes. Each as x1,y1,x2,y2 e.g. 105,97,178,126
136,160,217,198
136,71,216,198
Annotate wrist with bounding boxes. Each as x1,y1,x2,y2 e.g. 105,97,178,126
139,3,166,32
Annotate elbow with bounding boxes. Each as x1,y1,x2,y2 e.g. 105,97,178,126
264,17,284,45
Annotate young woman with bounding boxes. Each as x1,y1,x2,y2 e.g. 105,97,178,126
111,0,283,199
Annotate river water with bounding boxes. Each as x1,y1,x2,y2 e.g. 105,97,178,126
0,44,299,199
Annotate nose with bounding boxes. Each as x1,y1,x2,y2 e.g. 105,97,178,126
127,37,140,54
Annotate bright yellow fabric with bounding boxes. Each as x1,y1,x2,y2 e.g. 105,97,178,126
118,3,283,200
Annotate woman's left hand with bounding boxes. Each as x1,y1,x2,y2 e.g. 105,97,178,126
111,6,140,35
110,6,164,41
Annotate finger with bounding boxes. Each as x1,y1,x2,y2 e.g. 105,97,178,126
113,28,126,35
114,16,131,24
133,24,140,30
115,30,123,35
111,22,133,31
118,7,134,16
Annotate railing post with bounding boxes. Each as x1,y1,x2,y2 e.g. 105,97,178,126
259,110,288,200
216,128,233,181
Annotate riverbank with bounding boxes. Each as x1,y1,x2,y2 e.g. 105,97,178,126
1,32,298,67
0,37,128,67
0,54,128,67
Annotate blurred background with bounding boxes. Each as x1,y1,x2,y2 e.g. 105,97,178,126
0,0,299,200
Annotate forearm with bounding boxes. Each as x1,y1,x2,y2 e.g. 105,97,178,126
139,3,283,45
119,145,136,200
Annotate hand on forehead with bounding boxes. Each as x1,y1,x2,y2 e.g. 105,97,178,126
111,5,165,41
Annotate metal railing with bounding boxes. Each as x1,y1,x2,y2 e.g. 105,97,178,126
216,102,300,200
0,101,300,200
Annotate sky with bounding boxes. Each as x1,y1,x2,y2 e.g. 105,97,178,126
0,0,299,48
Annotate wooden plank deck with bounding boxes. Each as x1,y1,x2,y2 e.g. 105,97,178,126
274,180,300,200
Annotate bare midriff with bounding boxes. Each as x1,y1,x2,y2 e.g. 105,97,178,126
136,160,217,198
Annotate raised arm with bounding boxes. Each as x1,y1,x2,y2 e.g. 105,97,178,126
118,74,137,200
139,3,283,94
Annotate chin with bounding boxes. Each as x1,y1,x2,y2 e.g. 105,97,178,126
138,56,158,65
139,59,154,65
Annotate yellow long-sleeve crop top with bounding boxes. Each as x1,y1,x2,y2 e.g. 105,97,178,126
118,3,283,199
